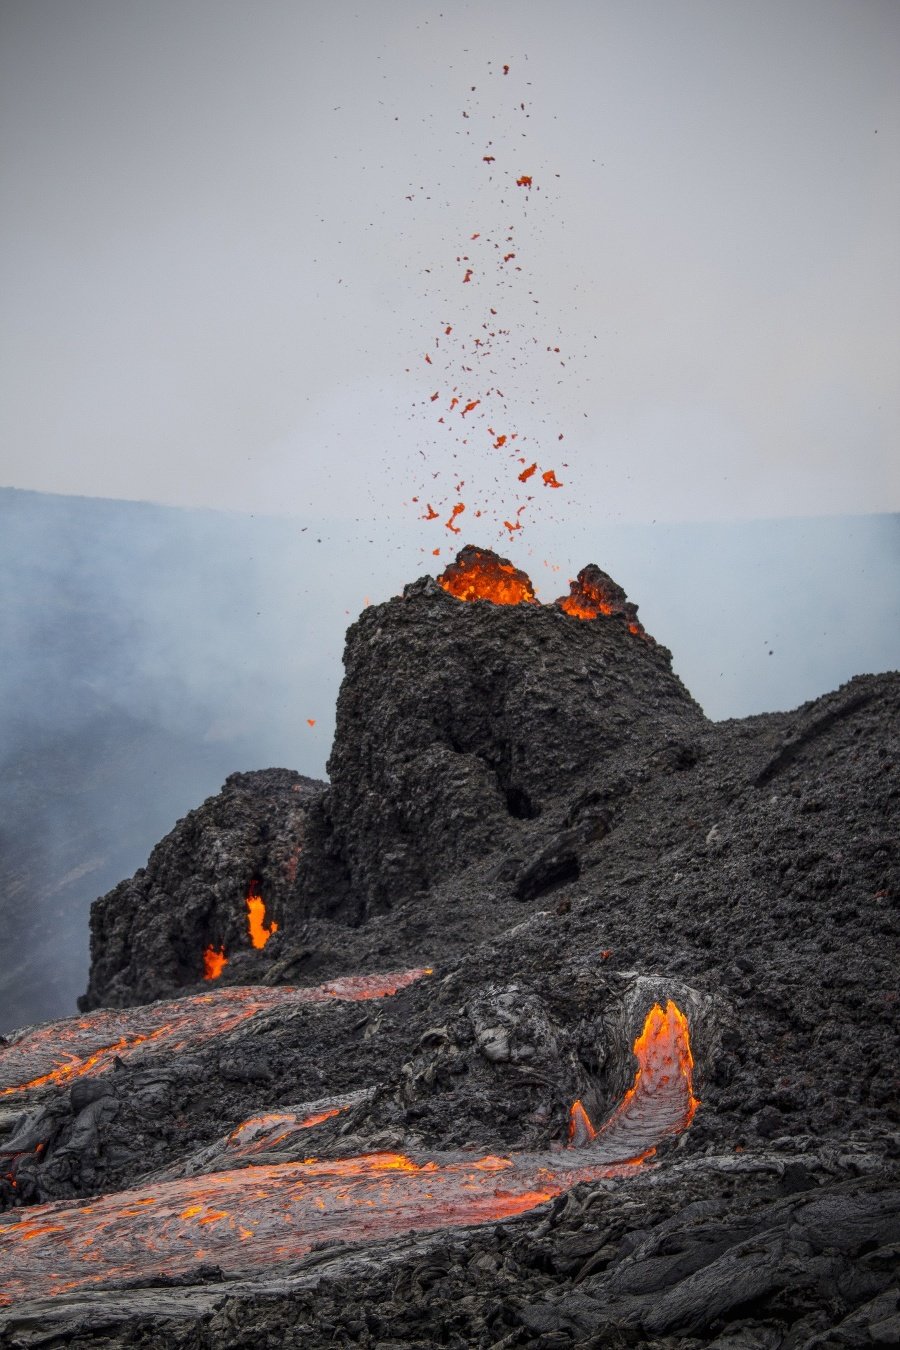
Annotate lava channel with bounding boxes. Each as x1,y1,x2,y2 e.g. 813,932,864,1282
0,1001,699,1306
0,970,431,1099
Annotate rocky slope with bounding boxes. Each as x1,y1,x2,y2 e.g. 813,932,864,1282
1,551,897,1348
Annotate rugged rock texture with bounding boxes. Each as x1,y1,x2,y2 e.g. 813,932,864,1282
2,555,897,1348
79,769,321,1009
304,572,705,919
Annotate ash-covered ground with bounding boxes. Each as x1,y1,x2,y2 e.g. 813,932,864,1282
1,552,897,1349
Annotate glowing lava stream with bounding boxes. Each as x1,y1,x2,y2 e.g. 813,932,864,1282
0,1002,699,1306
0,970,432,1099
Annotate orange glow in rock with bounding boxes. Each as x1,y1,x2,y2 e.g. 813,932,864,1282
557,565,650,638
202,946,228,981
437,545,536,605
246,883,278,950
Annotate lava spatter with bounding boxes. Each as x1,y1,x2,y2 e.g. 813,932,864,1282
404,60,573,547
437,545,536,605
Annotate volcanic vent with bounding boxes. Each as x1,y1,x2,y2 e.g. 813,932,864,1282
303,546,706,920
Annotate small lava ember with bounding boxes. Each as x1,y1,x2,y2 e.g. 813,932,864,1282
246,881,278,949
437,544,536,605
202,945,227,981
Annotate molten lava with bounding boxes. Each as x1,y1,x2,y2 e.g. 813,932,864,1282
246,882,278,949
437,544,537,606
202,946,227,980
0,996,699,1307
568,1099,598,1147
578,1001,700,1163
0,970,432,1100
557,564,649,638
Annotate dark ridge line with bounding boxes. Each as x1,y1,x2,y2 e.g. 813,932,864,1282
754,691,875,788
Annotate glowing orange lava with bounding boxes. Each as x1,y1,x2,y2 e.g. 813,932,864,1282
0,970,432,1100
437,545,536,605
558,564,649,638
574,1001,699,1163
246,882,278,949
445,502,466,533
0,1147,656,1307
0,997,699,1308
568,1099,597,1147
202,946,227,981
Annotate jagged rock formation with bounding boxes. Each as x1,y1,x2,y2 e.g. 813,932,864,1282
81,563,705,1004
303,569,705,919
79,769,321,1009
4,551,897,1349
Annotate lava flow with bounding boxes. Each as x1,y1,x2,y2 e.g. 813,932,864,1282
0,970,431,1100
437,544,536,605
569,1001,700,1163
0,1001,698,1307
246,880,278,949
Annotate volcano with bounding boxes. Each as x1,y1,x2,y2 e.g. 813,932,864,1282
1,548,897,1349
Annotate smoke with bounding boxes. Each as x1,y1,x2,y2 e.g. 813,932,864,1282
1,486,898,1031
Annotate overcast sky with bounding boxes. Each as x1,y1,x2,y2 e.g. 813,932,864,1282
2,0,898,563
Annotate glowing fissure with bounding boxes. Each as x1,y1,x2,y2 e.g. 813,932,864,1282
246,882,278,949
567,1001,700,1163
0,1001,698,1306
0,970,432,1099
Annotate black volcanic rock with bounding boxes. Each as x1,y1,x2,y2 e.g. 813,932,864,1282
9,553,896,1348
79,769,322,1010
302,569,706,919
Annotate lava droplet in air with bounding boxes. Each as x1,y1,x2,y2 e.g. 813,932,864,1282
246,882,278,950
202,946,228,981
437,545,537,606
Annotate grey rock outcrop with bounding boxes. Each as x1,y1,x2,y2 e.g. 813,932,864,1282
79,769,322,1009
302,569,705,919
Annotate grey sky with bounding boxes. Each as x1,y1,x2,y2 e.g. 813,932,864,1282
2,0,898,562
